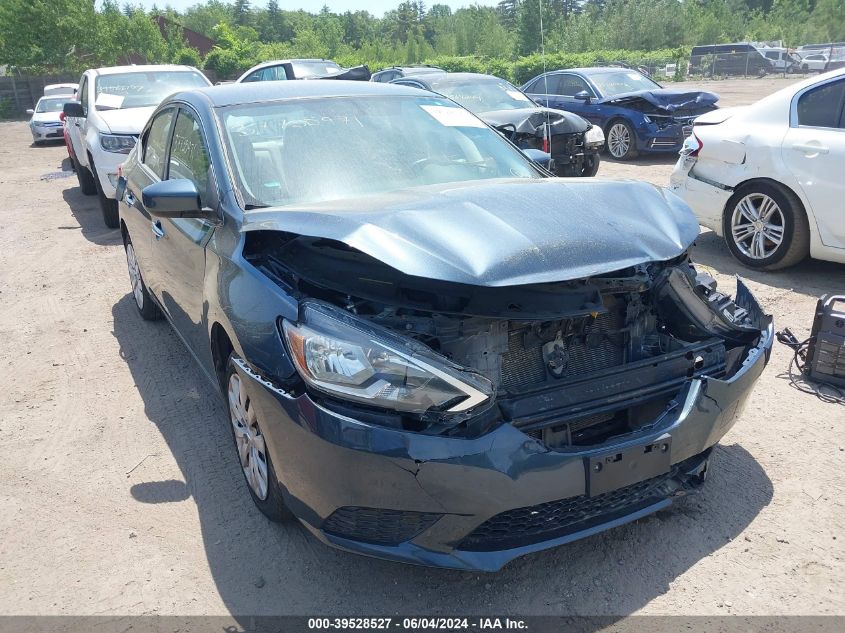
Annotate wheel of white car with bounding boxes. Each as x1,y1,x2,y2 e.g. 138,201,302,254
605,120,638,160
722,182,810,270
225,355,292,523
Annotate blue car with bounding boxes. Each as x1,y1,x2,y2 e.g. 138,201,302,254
522,67,719,160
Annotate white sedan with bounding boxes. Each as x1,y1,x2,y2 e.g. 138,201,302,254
670,68,845,270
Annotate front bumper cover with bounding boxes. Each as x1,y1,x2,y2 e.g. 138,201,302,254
235,280,772,571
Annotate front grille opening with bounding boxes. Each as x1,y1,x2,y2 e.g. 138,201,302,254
457,452,708,552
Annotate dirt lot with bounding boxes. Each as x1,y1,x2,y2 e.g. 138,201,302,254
1,77,843,619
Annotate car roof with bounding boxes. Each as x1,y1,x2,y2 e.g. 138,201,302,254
90,64,202,76
182,80,435,108
245,59,340,71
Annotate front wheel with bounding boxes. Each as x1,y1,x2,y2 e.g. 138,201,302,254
722,183,810,270
226,356,292,523
605,121,638,160
124,236,161,321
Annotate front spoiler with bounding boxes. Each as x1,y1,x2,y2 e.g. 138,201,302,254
235,280,772,571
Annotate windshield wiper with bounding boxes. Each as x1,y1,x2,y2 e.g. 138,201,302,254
244,203,269,210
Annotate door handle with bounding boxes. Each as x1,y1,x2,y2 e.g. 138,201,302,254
152,220,165,240
792,142,829,155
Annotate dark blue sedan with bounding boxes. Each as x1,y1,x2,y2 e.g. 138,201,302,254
522,67,719,160
115,80,770,571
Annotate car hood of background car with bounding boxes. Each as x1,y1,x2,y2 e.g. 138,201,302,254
97,106,157,134
478,107,588,134
603,88,719,112
31,112,62,124
241,179,700,287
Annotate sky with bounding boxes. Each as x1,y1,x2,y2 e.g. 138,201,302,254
132,1,500,18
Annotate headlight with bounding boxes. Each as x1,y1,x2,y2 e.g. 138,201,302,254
100,134,136,154
282,302,493,414
585,125,605,145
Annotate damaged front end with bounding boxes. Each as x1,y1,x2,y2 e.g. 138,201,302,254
482,108,603,177
235,228,771,570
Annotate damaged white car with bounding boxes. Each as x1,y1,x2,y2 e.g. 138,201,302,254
670,68,845,270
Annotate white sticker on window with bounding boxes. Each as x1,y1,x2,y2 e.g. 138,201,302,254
506,90,531,102
420,105,486,128
95,93,124,109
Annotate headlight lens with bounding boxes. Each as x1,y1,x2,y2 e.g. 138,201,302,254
585,125,605,145
282,302,493,414
100,134,136,154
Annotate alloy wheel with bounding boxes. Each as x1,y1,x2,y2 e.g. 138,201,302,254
228,373,269,501
607,123,631,159
730,193,786,260
125,242,144,310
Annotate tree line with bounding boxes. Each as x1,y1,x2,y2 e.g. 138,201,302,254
0,0,843,81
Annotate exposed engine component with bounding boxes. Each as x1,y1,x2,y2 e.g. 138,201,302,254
245,232,764,447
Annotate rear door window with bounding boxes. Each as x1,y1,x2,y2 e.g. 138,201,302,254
797,79,845,128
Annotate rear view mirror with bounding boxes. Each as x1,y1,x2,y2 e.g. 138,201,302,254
574,90,592,103
63,102,84,117
142,179,212,220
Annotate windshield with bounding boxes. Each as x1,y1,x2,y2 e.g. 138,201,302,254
589,71,661,97
434,79,535,113
35,98,68,113
220,95,539,208
290,61,342,78
93,71,209,110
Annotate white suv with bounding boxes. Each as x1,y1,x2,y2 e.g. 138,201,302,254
64,65,210,227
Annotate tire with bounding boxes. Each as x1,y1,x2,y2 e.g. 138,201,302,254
124,235,161,321
90,158,119,228
581,154,600,177
722,182,810,271
74,155,97,195
605,120,638,160
225,355,292,523
801,64,809,72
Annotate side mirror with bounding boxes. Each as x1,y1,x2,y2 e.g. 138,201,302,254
142,179,212,219
521,148,555,171
26,108,34,115
63,102,84,117
574,90,592,103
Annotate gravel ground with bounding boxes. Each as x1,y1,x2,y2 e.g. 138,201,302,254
0,77,843,618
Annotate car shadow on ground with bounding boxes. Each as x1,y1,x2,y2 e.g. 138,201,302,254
111,292,774,618
61,186,121,247
690,229,845,300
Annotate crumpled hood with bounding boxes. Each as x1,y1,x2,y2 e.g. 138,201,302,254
479,107,588,135
605,88,719,112
242,179,699,287
96,106,156,135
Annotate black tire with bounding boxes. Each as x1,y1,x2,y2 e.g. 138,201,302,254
581,154,600,177
123,234,162,321
74,155,97,195
801,64,809,72
90,158,119,228
722,182,810,271
605,120,638,161
225,355,292,523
